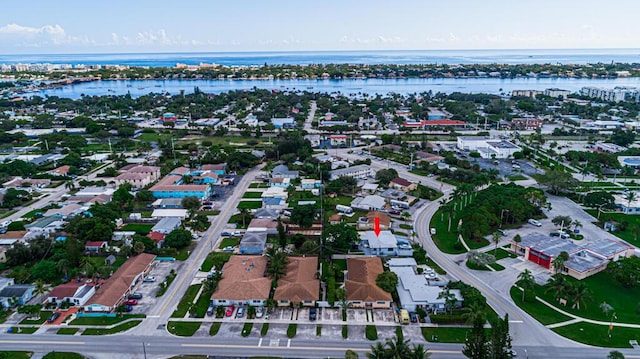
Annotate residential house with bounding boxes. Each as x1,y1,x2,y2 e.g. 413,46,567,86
239,231,268,255
44,203,85,219
271,117,295,129
115,172,154,189
150,168,211,199
380,188,413,209
201,163,227,175
85,253,156,312
147,232,165,248
111,231,135,245
47,281,96,307
329,214,342,225
272,165,299,179
151,198,184,209
329,135,348,147
304,134,321,148
345,257,392,308
151,217,182,234
351,195,386,212
85,241,108,252
388,258,462,313
269,177,291,188
151,209,189,219
274,257,320,307
261,187,288,210
300,179,322,190
247,219,280,236
210,255,271,307
0,283,35,308
25,216,64,235
359,230,413,257
118,165,161,182
329,164,373,181
361,183,379,194
389,178,418,192
357,211,391,231
49,165,71,176
253,208,280,220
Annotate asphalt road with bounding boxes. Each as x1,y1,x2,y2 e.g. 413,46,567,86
134,165,263,333
1,333,634,359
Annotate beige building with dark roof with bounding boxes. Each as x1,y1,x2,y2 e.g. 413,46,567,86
274,257,319,307
210,255,270,307
345,257,392,308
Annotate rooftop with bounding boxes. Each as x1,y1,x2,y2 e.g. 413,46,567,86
345,257,392,303
273,256,319,303
212,255,270,301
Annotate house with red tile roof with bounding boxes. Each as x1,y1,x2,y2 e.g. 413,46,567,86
47,280,95,307
210,255,270,307
274,257,319,307
345,257,392,308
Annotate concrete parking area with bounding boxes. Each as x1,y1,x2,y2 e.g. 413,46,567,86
130,260,181,314
321,308,342,321
373,309,396,323
346,308,367,323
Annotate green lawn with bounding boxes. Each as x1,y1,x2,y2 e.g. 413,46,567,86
22,209,45,219
421,327,475,343
7,327,38,334
168,321,201,337
157,271,177,297
172,284,202,318
365,325,378,341
193,287,213,318
242,323,253,337
510,286,572,325
287,324,297,338
209,322,221,336
488,262,505,271
57,327,80,335
70,314,145,326
20,311,52,324
81,320,142,335
466,260,491,271
430,210,466,254
249,183,269,188
535,271,640,325
43,352,85,359
219,237,240,249
200,251,232,272
237,201,262,210
0,352,32,359
242,192,263,198
261,323,270,336
120,223,154,235
552,322,640,348
507,174,528,181
399,224,413,230
494,248,517,260
586,209,640,244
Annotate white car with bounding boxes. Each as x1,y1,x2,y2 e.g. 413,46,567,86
528,219,542,227
143,276,156,282
255,306,264,318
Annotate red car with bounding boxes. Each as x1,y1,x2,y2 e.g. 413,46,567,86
124,299,138,306
225,305,235,317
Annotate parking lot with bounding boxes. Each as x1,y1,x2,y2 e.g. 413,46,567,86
129,260,181,314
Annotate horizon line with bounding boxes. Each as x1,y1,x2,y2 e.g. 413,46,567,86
3,47,640,57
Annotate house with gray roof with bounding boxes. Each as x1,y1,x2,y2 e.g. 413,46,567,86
272,165,299,179
151,217,182,234
359,230,413,257
351,195,386,212
0,284,35,308
239,231,268,255
389,259,462,313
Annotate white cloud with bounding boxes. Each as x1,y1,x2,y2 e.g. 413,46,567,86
0,23,65,36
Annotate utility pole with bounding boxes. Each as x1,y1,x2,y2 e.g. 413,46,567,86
319,163,324,261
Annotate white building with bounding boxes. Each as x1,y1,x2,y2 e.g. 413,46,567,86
329,164,374,181
457,137,521,159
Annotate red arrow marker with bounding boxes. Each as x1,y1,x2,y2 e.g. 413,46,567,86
374,217,381,237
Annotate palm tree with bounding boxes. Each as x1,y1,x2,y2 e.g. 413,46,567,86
546,274,568,302
625,191,637,212
516,269,535,301
367,342,387,359
33,280,49,299
572,220,583,232
438,198,447,221
56,258,70,278
409,344,431,359
266,247,288,282
65,180,75,191
80,257,95,277
461,302,486,325
571,282,591,310
384,335,412,359
492,232,501,256
133,241,145,255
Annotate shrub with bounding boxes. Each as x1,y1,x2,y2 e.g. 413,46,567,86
287,324,297,338
342,325,348,339
365,325,378,340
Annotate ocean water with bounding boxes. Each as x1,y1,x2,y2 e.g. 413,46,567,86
33,77,640,99
2,48,640,67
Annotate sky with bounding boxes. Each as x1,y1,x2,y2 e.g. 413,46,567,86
1,0,640,54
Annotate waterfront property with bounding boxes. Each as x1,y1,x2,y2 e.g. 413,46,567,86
345,257,392,308
210,255,270,307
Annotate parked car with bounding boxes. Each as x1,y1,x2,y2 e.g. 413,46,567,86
528,219,542,227
389,209,401,215
128,293,143,300
410,312,418,323
255,306,264,318
47,312,60,323
143,276,156,282
124,299,138,306
496,229,507,236
223,246,235,252
309,307,317,321
236,306,245,318
124,305,134,312
225,305,235,317
207,305,215,316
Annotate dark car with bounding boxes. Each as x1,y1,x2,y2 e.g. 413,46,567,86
309,307,317,321
409,312,418,323
128,293,143,300
47,312,61,323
